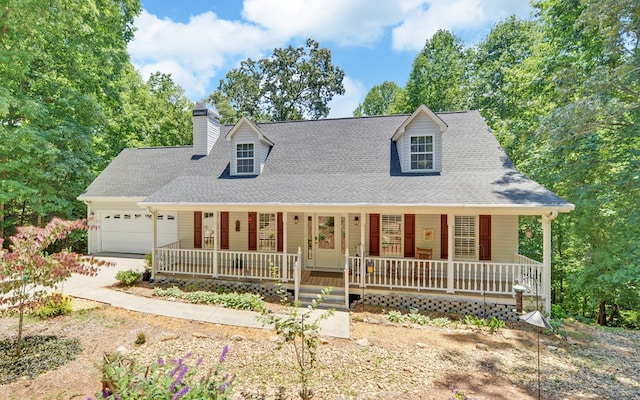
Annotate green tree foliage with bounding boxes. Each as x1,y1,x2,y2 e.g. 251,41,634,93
209,39,345,123
528,0,640,324
98,69,193,164
402,30,472,112
0,0,141,239
0,218,110,355
353,81,403,116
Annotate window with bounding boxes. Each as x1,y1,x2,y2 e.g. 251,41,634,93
381,215,402,257
203,212,215,249
236,143,254,174
258,213,276,251
454,216,476,258
410,135,433,171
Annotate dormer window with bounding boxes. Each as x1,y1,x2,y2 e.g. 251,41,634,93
410,135,434,171
236,143,254,174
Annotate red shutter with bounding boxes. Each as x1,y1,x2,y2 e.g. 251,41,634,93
277,212,283,252
440,214,448,259
369,214,380,256
479,215,491,260
220,212,229,250
404,214,415,257
248,212,257,251
194,211,202,249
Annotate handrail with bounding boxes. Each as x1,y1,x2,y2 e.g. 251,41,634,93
344,249,350,309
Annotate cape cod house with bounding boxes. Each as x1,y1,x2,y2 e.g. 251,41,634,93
78,104,573,317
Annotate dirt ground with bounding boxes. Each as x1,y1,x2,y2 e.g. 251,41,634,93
0,288,638,400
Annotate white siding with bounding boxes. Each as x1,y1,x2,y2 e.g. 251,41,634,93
193,113,219,156
415,214,441,258
287,214,305,254
228,212,248,251
397,114,442,173
491,215,518,262
177,210,194,249
230,126,271,175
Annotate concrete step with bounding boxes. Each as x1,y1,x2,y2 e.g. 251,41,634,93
297,286,347,310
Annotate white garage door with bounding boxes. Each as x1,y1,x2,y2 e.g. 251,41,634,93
101,211,177,254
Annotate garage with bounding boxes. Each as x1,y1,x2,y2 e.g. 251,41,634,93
100,211,177,254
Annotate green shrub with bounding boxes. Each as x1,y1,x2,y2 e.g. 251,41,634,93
31,294,73,319
153,286,264,311
488,316,506,333
386,310,404,323
551,304,567,320
619,310,640,330
134,332,146,346
115,270,142,286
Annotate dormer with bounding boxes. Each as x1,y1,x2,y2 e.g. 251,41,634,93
225,117,274,176
392,104,448,173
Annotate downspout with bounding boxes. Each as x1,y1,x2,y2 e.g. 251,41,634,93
542,210,558,315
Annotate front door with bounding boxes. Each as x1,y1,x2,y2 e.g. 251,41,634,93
313,215,341,269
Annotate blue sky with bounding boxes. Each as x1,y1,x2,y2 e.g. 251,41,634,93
130,0,534,117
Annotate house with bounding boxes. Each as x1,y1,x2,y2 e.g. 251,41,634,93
78,104,574,317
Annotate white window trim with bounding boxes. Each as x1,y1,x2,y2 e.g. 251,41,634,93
258,212,277,252
381,214,403,257
409,134,435,172
235,141,255,175
454,215,477,260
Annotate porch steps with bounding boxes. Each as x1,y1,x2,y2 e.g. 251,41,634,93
297,285,347,311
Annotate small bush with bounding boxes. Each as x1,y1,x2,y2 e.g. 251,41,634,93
618,310,640,330
31,294,73,319
551,304,567,320
115,270,142,286
153,286,264,311
134,332,146,346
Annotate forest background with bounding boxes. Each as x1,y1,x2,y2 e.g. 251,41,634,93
0,0,638,326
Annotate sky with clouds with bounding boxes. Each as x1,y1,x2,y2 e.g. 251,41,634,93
129,0,534,117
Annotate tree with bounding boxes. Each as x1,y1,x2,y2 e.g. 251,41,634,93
402,30,472,112
209,39,345,123
524,0,640,324
0,0,141,240
353,81,402,116
0,218,110,355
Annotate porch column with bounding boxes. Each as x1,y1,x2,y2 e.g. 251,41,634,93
542,211,558,315
213,210,218,278
282,211,288,282
447,213,454,293
151,210,158,279
360,212,366,287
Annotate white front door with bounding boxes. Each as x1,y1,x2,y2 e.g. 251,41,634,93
313,214,341,269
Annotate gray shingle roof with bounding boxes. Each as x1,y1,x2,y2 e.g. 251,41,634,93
80,111,572,209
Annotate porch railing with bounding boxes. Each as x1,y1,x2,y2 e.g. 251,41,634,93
156,247,295,282
348,254,545,296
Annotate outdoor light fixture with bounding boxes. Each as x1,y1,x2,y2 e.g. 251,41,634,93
235,220,240,232
525,228,533,238
354,216,359,225
294,215,299,224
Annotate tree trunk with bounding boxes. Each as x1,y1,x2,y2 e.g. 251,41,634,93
607,303,619,325
16,307,24,357
597,300,607,326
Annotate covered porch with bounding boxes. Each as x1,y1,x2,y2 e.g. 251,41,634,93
149,208,557,313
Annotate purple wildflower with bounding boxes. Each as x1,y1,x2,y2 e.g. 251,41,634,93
219,345,229,363
218,380,231,393
157,358,165,366
171,385,190,400
169,365,188,393
196,357,203,367
101,388,112,398
169,358,184,378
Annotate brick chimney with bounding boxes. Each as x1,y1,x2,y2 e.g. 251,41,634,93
192,103,220,157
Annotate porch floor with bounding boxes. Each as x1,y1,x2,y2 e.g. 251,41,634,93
301,269,344,287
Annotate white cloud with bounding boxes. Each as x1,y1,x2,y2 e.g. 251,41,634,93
241,0,407,46
392,0,533,51
129,10,276,100
327,76,365,118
